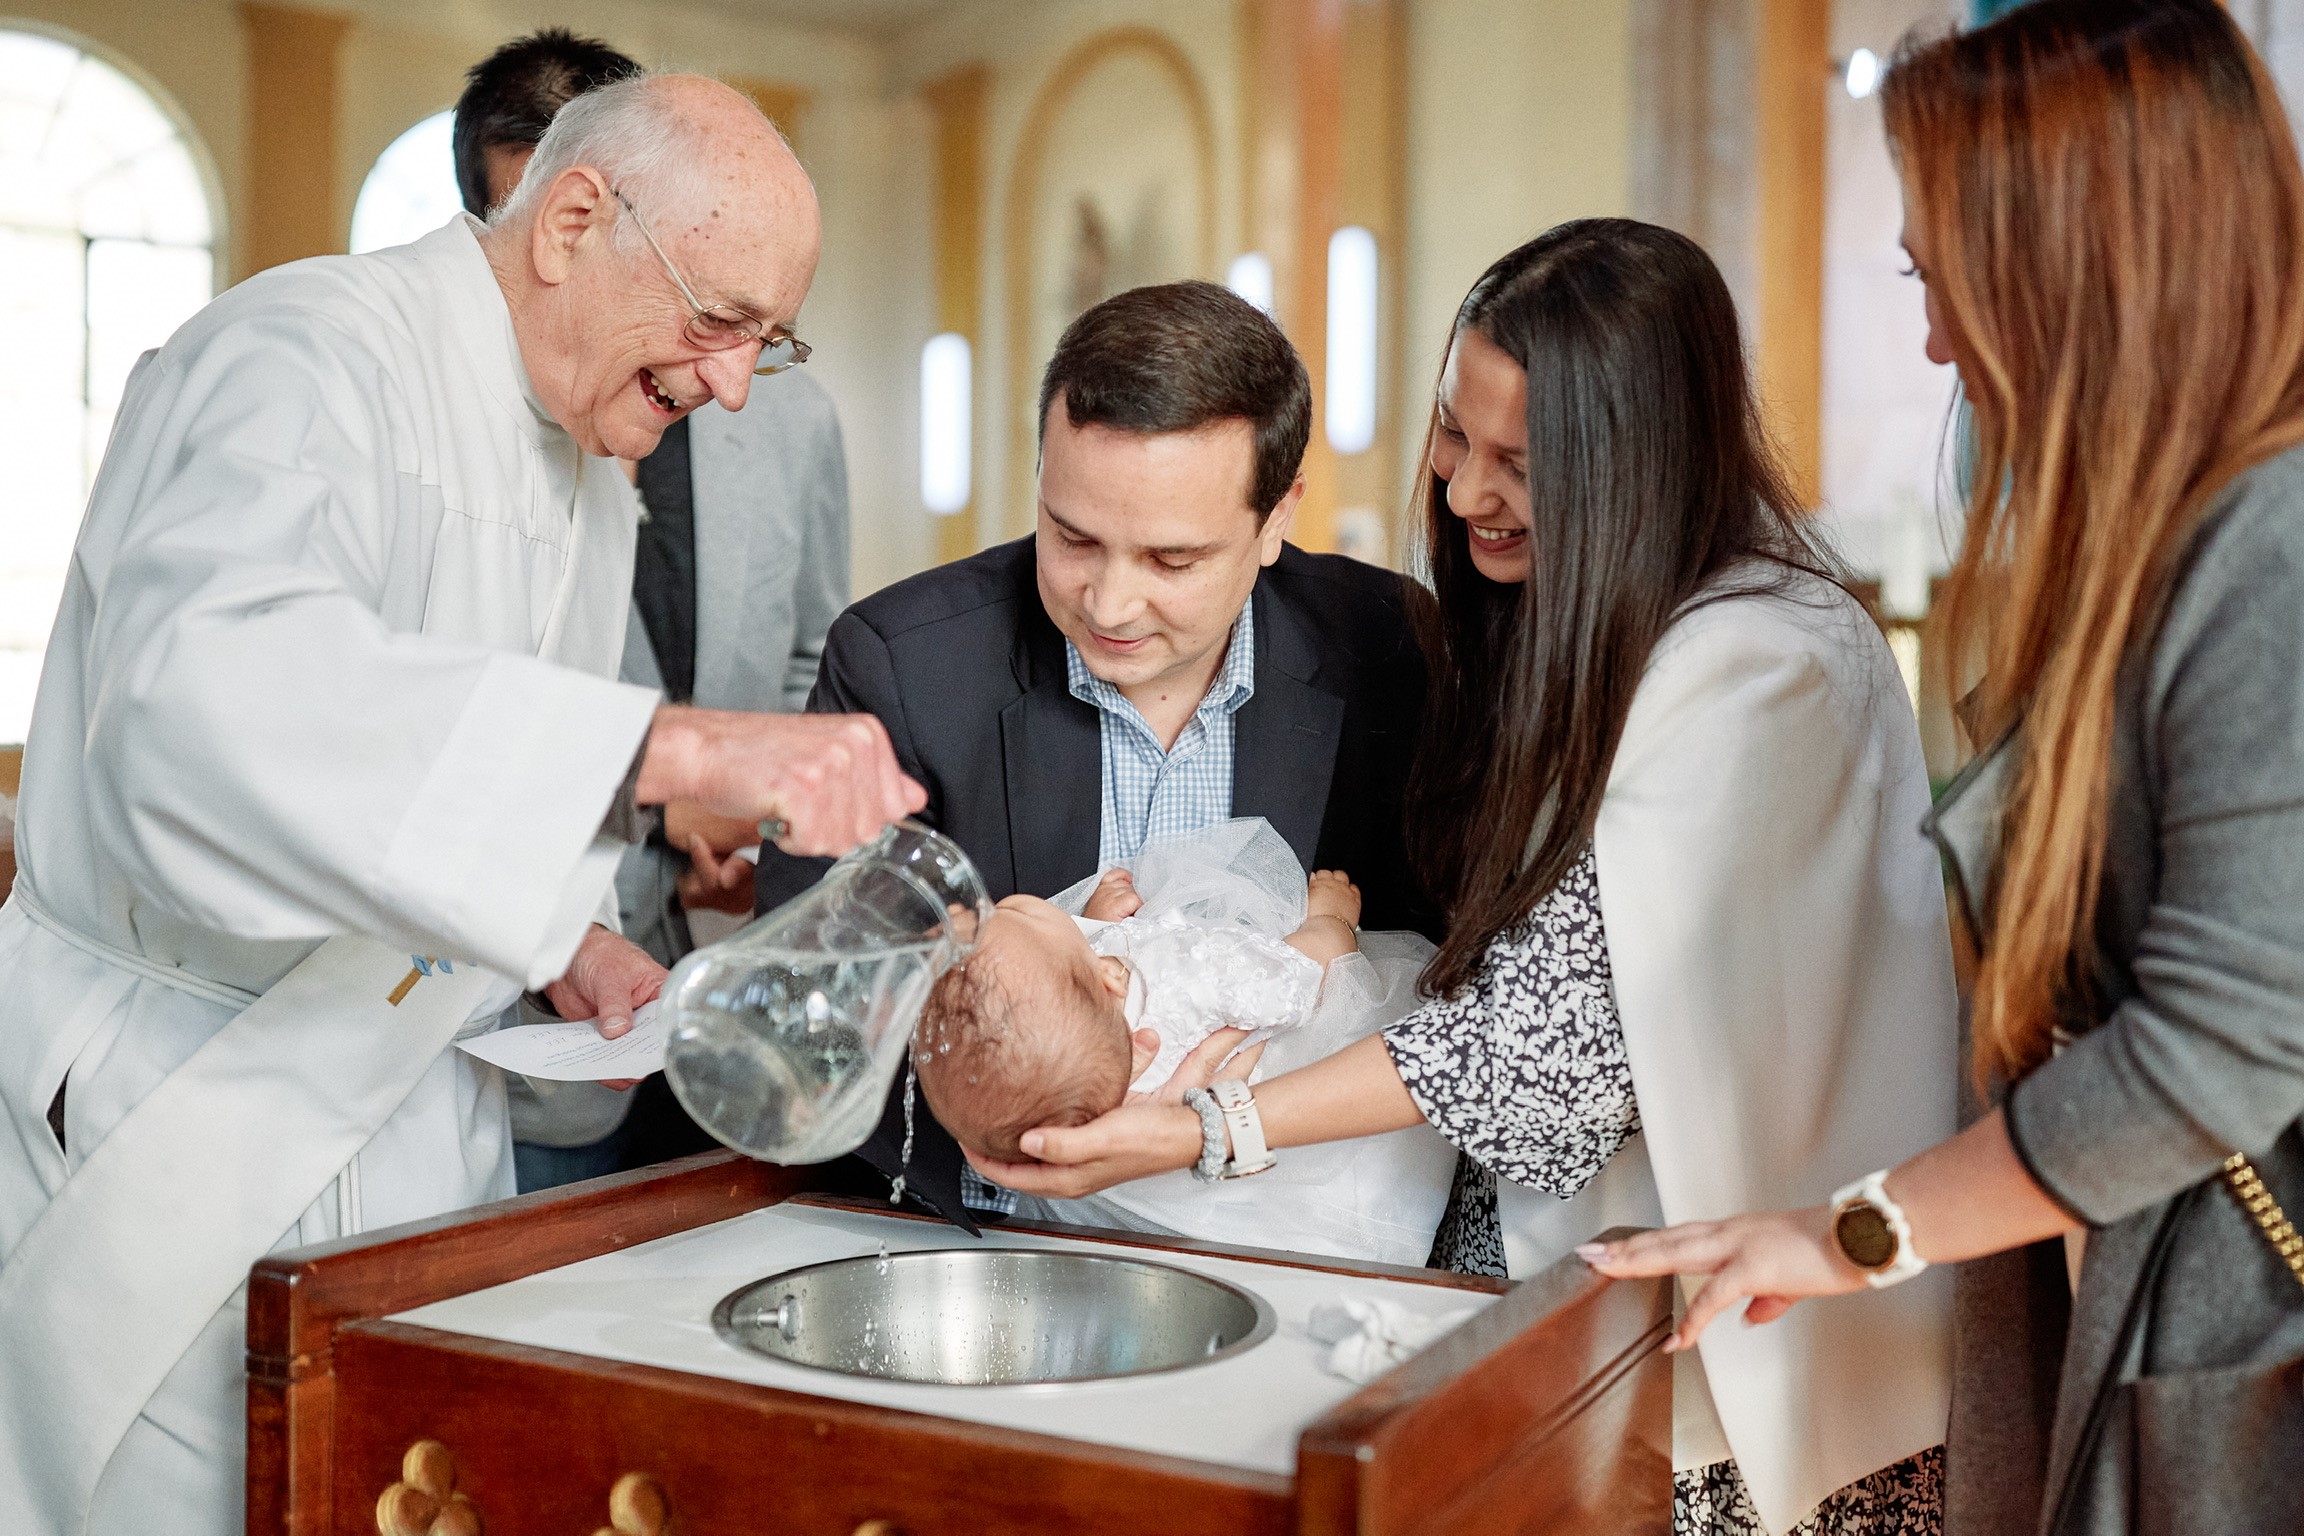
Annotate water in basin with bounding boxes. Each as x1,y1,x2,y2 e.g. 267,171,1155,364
712,1248,1276,1386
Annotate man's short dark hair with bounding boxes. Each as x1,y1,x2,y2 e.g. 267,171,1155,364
453,29,641,218
1038,281,1311,521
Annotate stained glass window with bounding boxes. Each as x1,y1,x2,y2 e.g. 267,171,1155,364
0,29,217,744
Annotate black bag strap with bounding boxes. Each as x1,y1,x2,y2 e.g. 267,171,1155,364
2043,1187,2195,1536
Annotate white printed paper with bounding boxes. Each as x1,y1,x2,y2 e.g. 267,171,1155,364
458,1000,666,1081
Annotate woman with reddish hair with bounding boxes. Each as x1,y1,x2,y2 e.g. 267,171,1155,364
1590,2,2304,1529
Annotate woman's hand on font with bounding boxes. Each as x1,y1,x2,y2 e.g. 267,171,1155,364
1576,1207,1870,1353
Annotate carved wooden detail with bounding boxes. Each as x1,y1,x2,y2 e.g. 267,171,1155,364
589,1469,670,1536
375,1438,480,1536
250,1164,1669,1536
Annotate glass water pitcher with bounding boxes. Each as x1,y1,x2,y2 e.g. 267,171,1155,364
662,820,990,1164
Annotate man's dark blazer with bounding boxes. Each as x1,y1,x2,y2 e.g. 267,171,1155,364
754,534,1436,1228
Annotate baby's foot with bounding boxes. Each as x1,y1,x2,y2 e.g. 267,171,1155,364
1307,870,1362,928
1083,867,1144,920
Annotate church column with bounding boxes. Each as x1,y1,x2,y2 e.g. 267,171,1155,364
1756,0,1830,507
1289,0,1344,556
237,3,351,279
925,65,989,565
1331,0,1408,565
1240,0,1406,559
1240,0,1336,553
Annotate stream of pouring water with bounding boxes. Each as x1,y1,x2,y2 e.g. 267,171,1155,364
886,1058,919,1206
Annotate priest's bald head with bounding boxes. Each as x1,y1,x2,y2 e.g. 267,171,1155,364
479,73,820,461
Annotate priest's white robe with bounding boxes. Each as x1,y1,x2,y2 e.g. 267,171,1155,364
0,217,660,1536
1492,570,1957,1535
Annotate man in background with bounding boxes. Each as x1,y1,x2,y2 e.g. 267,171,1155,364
456,30,854,1186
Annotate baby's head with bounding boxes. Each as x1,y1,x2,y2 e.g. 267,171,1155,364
914,894,1133,1163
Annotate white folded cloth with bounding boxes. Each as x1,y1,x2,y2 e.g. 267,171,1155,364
1306,1297,1479,1384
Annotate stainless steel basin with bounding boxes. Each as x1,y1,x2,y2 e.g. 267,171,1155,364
712,1247,1276,1386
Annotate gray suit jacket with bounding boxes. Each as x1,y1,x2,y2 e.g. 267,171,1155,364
512,372,849,1150
1932,442,2304,1535
614,370,850,969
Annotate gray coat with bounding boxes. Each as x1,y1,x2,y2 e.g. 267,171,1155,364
1933,443,2304,1535
511,371,849,1150
612,370,850,967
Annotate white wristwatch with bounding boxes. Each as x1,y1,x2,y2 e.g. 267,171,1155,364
1828,1170,1928,1288
1208,1080,1276,1179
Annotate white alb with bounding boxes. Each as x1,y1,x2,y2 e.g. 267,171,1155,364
0,217,658,1536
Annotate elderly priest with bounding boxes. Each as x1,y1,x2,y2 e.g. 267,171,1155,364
0,75,919,1536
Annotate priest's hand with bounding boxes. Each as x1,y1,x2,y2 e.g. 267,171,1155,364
638,706,926,858
543,924,668,1091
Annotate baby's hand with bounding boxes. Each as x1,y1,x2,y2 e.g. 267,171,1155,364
1083,867,1143,921
1307,870,1362,929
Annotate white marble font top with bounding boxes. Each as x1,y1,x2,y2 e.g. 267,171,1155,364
391,1202,1497,1476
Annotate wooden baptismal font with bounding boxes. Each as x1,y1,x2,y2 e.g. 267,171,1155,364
247,1153,1671,1536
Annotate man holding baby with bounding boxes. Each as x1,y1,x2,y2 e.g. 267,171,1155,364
755,280,1436,1225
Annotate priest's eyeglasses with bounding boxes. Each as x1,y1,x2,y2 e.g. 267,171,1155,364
614,188,812,375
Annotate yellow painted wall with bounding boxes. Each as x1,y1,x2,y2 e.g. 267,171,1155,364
4,0,1640,601
4,0,924,601
325,0,885,260
891,0,1245,553
878,0,1637,567
1399,0,1637,531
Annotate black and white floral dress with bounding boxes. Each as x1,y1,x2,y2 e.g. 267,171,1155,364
1383,848,1943,1536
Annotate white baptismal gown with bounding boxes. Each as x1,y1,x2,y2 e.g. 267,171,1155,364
1092,909,1321,1094
1023,819,1457,1266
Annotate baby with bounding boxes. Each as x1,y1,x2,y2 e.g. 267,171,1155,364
909,819,1455,1265
913,866,1366,1165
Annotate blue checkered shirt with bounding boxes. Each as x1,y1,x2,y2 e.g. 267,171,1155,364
1068,617,1257,868
957,616,1257,1216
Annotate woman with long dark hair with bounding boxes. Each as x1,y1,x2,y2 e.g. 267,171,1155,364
984,219,1959,1535
1586,4,2304,1532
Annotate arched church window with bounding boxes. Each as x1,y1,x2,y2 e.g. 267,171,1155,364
351,110,461,254
0,28,219,745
